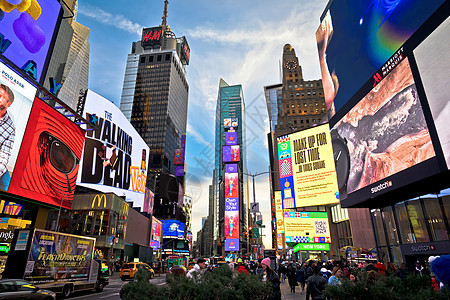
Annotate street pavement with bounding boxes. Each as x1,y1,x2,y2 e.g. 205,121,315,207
66,272,167,300
280,277,306,300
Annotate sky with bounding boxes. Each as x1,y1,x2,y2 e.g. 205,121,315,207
76,0,329,248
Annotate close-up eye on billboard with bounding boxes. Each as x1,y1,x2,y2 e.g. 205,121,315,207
332,57,437,207
316,0,446,120
0,62,36,192
277,123,339,208
8,98,85,209
0,0,62,82
76,90,149,208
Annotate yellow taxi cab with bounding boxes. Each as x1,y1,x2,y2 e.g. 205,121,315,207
119,262,155,281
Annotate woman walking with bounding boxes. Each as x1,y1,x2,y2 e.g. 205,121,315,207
262,258,281,300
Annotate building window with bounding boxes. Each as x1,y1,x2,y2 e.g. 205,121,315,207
290,94,293,97
311,83,314,87
296,93,299,96
140,56,145,63
157,55,162,61
149,56,154,62
313,91,316,95
423,197,448,241
166,53,171,61
306,83,309,87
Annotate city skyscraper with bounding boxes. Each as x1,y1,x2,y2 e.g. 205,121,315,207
119,1,190,221
212,79,248,255
43,0,90,111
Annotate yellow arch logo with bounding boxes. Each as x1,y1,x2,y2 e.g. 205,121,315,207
92,194,107,209
122,203,129,216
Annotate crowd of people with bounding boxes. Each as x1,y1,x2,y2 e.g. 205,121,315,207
184,257,446,300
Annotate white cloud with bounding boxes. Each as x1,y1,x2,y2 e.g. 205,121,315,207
78,6,142,35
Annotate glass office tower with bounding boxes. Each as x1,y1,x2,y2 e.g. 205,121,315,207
213,79,248,255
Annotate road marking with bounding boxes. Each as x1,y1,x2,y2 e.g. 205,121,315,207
99,292,119,298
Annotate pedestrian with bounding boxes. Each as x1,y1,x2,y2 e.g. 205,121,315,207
385,262,397,276
328,266,342,286
255,258,265,276
296,264,307,294
306,266,327,300
187,258,207,280
396,263,410,280
262,258,281,300
413,261,430,277
280,262,287,282
286,263,298,293
237,258,248,274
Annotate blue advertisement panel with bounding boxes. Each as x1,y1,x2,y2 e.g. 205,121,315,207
24,230,95,284
0,0,62,82
162,220,185,239
225,238,239,252
316,0,446,119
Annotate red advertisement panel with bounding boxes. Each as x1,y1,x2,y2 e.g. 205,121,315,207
9,98,85,209
224,173,238,198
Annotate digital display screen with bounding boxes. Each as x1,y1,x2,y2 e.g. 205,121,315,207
277,123,339,208
225,238,239,252
0,0,62,82
223,145,240,162
162,220,185,239
316,0,446,120
284,212,331,245
77,90,149,208
8,98,85,209
332,58,437,207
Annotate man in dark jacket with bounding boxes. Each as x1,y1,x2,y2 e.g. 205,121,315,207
306,266,327,300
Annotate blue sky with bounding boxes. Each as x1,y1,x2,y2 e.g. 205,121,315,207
77,0,329,247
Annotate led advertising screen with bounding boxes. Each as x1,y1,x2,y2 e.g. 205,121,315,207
332,58,437,207
162,220,185,239
141,27,162,48
223,145,240,162
8,98,85,209
413,17,450,169
226,131,237,145
180,37,190,65
77,90,149,208
225,163,238,173
274,191,284,234
0,62,36,192
284,212,331,244
142,188,154,215
277,123,339,208
0,0,62,82
224,173,238,198
316,0,446,120
225,238,239,252
150,217,162,249
173,148,184,165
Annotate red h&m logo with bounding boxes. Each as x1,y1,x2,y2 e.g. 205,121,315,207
373,73,382,87
143,29,161,42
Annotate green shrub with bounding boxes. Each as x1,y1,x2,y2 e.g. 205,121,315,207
324,272,450,300
121,265,272,300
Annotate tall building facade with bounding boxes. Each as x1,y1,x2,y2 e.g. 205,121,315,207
43,0,90,111
212,79,248,255
119,3,190,224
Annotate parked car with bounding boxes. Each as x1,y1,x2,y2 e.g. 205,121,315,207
0,279,56,300
119,262,154,281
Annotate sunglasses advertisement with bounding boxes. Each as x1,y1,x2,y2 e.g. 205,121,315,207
8,98,85,209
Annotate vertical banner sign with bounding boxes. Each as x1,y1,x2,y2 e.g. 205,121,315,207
277,124,340,208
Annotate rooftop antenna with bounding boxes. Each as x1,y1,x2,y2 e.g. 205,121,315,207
161,0,169,26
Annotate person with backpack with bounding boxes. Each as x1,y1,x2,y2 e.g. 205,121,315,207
296,263,307,294
306,266,327,300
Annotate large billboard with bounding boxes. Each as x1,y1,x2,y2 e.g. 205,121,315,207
77,90,149,208
24,230,95,284
0,62,36,192
223,145,240,162
162,220,185,239
0,0,62,82
150,217,162,249
284,212,331,245
277,123,339,208
8,98,85,209
141,27,162,48
332,58,436,207
316,0,446,120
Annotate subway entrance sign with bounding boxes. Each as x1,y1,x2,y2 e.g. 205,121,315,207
293,243,330,252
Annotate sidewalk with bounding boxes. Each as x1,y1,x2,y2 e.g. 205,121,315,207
280,278,306,300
